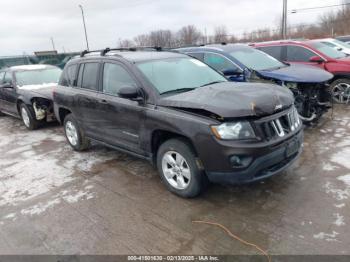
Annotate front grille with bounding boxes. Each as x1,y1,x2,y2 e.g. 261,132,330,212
258,107,301,140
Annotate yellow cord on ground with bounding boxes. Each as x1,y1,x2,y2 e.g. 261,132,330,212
192,220,271,262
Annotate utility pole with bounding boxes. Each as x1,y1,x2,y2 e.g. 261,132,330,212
79,4,90,51
282,0,288,39
51,37,56,51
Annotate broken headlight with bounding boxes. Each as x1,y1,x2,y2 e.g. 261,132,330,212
211,121,256,140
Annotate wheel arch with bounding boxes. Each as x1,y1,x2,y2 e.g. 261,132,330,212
151,129,198,164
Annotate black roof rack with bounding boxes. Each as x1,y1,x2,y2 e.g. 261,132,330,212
79,46,165,57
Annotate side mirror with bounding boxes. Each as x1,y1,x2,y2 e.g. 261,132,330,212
118,86,143,101
309,56,324,63
0,82,14,89
222,68,243,76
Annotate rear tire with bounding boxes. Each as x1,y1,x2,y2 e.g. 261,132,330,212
329,79,350,104
63,114,90,151
20,103,39,130
156,138,208,198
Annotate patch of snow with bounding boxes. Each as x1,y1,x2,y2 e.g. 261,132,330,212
331,148,350,169
20,199,61,216
324,182,350,201
335,203,345,209
313,231,339,242
333,213,345,227
11,65,48,70
323,163,338,171
62,190,95,203
3,213,16,220
17,83,57,90
337,175,350,187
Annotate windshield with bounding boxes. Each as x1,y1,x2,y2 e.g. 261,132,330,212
229,47,286,71
137,58,227,94
310,42,346,59
15,68,62,86
332,39,350,49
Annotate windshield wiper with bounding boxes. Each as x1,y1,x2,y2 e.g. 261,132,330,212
160,87,195,95
200,81,226,87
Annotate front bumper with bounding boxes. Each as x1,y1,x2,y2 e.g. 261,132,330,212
205,130,303,185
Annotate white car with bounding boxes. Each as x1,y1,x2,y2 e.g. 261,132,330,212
317,38,350,55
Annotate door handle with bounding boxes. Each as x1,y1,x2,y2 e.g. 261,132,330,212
100,99,108,104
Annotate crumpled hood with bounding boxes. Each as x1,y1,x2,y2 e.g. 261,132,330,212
158,82,294,118
256,64,333,83
17,83,57,100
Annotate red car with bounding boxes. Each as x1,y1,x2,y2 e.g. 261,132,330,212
251,40,350,104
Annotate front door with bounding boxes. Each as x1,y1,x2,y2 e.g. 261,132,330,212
96,62,145,154
286,45,325,69
1,72,17,115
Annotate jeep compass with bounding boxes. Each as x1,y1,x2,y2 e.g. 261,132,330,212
54,48,303,198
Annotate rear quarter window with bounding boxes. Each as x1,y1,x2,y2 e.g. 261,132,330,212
60,64,78,87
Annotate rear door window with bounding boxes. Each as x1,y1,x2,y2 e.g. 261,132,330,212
286,45,316,62
79,63,100,91
203,53,239,72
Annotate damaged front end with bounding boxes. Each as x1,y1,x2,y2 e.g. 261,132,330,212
32,98,56,122
248,70,331,124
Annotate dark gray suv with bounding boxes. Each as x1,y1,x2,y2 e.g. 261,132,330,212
53,48,303,198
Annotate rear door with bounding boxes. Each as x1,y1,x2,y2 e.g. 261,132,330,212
96,61,145,154
74,61,103,137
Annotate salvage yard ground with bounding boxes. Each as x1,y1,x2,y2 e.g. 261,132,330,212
0,106,349,255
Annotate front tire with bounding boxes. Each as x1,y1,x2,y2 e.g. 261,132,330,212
329,79,350,104
20,103,39,130
63,114,90,151
156,138,208,198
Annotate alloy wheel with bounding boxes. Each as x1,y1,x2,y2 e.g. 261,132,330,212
65,121,78,146
21,107,30,128
333,82,350,104
161,151,191,190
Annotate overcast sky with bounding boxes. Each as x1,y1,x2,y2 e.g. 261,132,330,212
0,0,345,56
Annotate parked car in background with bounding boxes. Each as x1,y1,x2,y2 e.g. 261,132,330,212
336,35,350,45
54,48,303,198
315,38,350,55
177,44,333,123
253,40,350,104
0,64,62,129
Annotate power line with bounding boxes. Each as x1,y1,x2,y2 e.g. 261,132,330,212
291,3,350,13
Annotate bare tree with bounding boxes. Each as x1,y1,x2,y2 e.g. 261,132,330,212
134,34,152,46
177,25,202,46
213,26,228,43
118,39,135,48
149,30,174,47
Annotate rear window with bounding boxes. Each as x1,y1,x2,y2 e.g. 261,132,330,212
15,68,62,86
309,42,346,59
60,64,78,86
